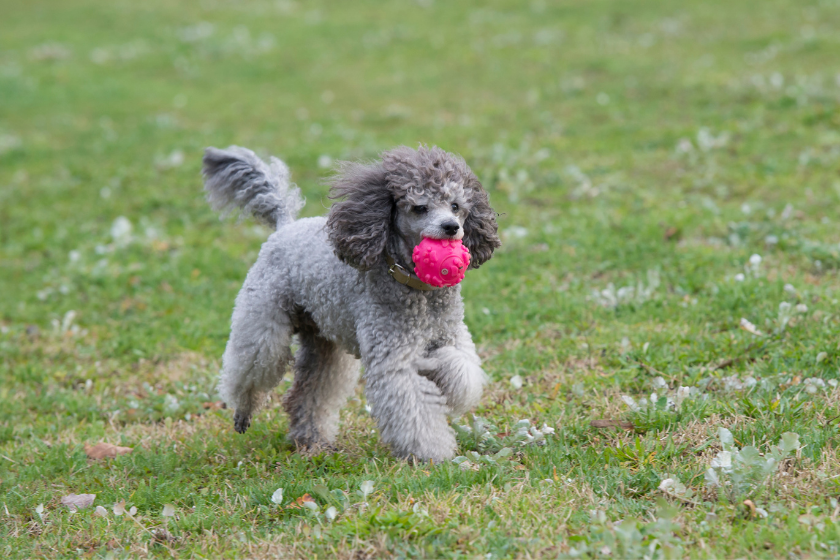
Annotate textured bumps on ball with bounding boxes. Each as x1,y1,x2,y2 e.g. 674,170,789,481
412,238,471,288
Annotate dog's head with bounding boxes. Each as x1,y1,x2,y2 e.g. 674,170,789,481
326,145,501,271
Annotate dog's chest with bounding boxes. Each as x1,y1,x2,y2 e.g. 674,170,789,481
381,286,460,343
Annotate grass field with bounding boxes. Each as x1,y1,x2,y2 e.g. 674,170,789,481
3,0,840,557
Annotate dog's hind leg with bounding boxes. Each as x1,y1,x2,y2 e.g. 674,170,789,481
283,326,360,451
218,280,293,434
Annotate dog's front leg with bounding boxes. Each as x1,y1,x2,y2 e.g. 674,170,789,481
415,324,487,417
363,352,456,463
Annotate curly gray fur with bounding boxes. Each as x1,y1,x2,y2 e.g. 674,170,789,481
324,160,391,270
327,145,500,269
203,146,304,228
206,144,499,462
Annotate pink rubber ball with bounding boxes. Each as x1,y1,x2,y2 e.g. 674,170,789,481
412,238,471,288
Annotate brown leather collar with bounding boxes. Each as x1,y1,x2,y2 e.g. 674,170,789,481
385,253,437,291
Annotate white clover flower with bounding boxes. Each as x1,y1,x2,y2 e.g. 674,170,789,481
740,318,763,336
675,138,694,154
711,450,732,471
697,127,729,151
723,376,744,392
804,378,826,394
746,254,762,277
675,386,690,408
317,154,332,169
621,395,640,411
359,480,374,500
111,216,132,245
781,204,794,220
658,478,677,492
619,337,631,354
164,394,179,412
504,226,529,239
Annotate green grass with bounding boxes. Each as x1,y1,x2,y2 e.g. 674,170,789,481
3,0,840,557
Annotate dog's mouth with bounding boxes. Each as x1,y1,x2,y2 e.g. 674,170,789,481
421,229,464,241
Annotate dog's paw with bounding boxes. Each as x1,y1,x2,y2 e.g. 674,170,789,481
233,409,251,433
415,354,447,383
295,441,338,457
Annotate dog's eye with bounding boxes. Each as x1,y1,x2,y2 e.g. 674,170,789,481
412,205,428,214
451,203,459,213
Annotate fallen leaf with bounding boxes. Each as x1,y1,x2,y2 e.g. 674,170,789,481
61,493,96,512
202,401,225,410
743,499,757,517
359,480,374,500
113,500,126,516
590,419,635,430
270,488,284,505
85,442,132,460
94,506,108,517
325,506,337,521
286,493,316,509
162,504,176,517
663,226,681,241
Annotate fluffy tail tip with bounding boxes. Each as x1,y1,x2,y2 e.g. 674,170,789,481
202,145,304,229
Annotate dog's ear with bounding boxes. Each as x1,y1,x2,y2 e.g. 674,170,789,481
326,161,392,270
462,176,501,268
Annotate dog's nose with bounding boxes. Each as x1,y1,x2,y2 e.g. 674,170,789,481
441,221,460,236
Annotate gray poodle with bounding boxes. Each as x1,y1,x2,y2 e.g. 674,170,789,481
202,144,500,462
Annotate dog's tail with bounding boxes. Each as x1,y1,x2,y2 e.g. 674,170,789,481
202,146,304,230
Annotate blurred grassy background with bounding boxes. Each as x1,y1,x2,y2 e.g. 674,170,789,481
3,0,840,557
